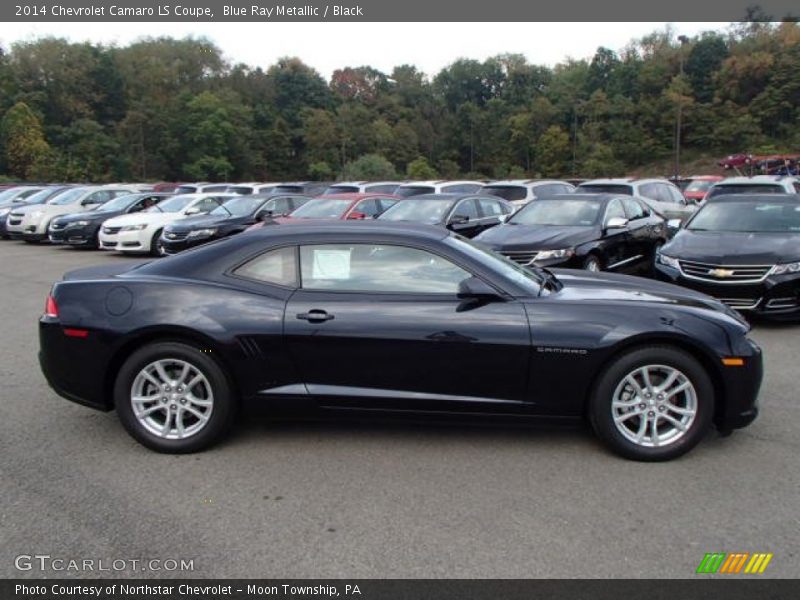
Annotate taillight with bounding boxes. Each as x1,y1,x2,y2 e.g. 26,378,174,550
44,293,59,318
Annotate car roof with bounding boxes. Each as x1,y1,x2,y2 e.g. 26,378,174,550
484,179,573,186
542,193,619,202
714,176,797,184
395,193,477,201
314,193,399,201
397,180,482,187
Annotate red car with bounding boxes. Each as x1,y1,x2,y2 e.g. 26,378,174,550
682,175,724,203
247,193,400,230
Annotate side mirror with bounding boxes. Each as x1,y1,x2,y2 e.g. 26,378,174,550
667,218,682,231
449,215,470,227
347,211,367,220
605,217,629,230
185,207,201,215
257,209,275,222
498,214,512,223
457,276,501,301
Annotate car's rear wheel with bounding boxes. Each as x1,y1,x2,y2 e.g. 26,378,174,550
114,342,236,453
589,346,713,461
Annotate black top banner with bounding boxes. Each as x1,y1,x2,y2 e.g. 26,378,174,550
1,0,799,22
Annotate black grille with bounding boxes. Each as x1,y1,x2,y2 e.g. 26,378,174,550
500,250,539,265
164,231,189,241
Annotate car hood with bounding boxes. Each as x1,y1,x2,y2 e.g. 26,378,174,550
475,223,599,250
662,230,800,264
56,209,124,223
549,269,747,324
166,214,244,232
103,212,181,227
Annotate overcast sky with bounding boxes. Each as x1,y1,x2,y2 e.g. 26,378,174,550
3,22,730,78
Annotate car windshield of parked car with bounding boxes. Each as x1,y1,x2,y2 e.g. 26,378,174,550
577,184,633,195
445,236,543,294
688,202,800,233
210,196,261,217
396,186,436,198
510,199,602,226
47,187,90,205
324,185,359,194
378,199,451,224
685,180,715,193
93,194,141,212
0,188,25,203
288,198,351,219
15,188,56,205
144,194,196,213
706,184,785,198
174,185,198,194
479,186,527,201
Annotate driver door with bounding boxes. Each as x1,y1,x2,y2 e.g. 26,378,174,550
283,242,532,411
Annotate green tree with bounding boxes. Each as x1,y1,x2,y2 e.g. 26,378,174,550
534,126,570,177
1,102,50,179
342,153,398,180
406,156,438,179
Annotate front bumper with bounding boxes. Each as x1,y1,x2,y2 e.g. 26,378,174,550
715,338,763,432
655,264,800,320
49,224,99,246
99,228,151,253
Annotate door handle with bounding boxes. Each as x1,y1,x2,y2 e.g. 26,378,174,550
296,310,335,323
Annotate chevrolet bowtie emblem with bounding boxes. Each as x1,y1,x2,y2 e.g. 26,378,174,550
709,268,735,278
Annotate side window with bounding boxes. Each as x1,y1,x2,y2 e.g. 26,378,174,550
451,198,480,220
533,184,562,198
478,197,505,217
638,184,659,201
622,198,646,220
196,197,222,212
234,246,298,287
354,198,382,217
605,199,626,222
130,195,158,212
268,197,293,215
300,244,470,294
666,185,686,204
85,190,113,204
291,197,312,211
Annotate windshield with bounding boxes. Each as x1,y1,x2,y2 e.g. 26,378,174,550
210,196,262,217
685,180,716,193
445,236,542,295
94,194,141,212
577,184,633,195
324,185,359,194
0,188,25,203
289,198,351,219
14,188,58,205
378,199,450,224
511,199,602,226
688,202,800,233
144,194,196,213
480,186,527,201
706,184,785,199
48,187,90,205
396,186,436,198
227,186,254,195
175,185,198,194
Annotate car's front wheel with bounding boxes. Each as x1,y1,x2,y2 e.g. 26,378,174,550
114,342,237,453
589,346,713,461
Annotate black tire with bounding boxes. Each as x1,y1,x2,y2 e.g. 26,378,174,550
150,229,165,256
582,254,603,272
114,341,237,453
588,346,713,461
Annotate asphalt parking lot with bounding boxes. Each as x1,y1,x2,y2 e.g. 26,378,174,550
1,241,798,579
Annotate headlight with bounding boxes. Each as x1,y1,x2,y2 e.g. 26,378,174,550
770,261,800,275
68,220,91,227
657,253,680,269
187,228,217,238
120,224,148,231
535,249,574,261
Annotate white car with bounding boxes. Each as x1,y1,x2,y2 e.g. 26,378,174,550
704,175,800,201
576,178,696,223
479,179,575,207
9,185,146,242
98,193,234,255
395,180,484,197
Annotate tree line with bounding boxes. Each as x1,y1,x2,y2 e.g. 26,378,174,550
0,21,798,183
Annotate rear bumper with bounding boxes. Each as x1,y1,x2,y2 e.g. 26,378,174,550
39,319,112,411
655,264,800,320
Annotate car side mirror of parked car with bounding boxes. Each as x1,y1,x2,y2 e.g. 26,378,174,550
257,210,275,221
457,276,501,301
667,218,683,231
605,217,629,230
347,211,367,220
498,214,510,223
449,215,470,227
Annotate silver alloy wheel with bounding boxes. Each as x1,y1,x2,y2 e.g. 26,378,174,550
611,364,697,448
130,358,214,440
